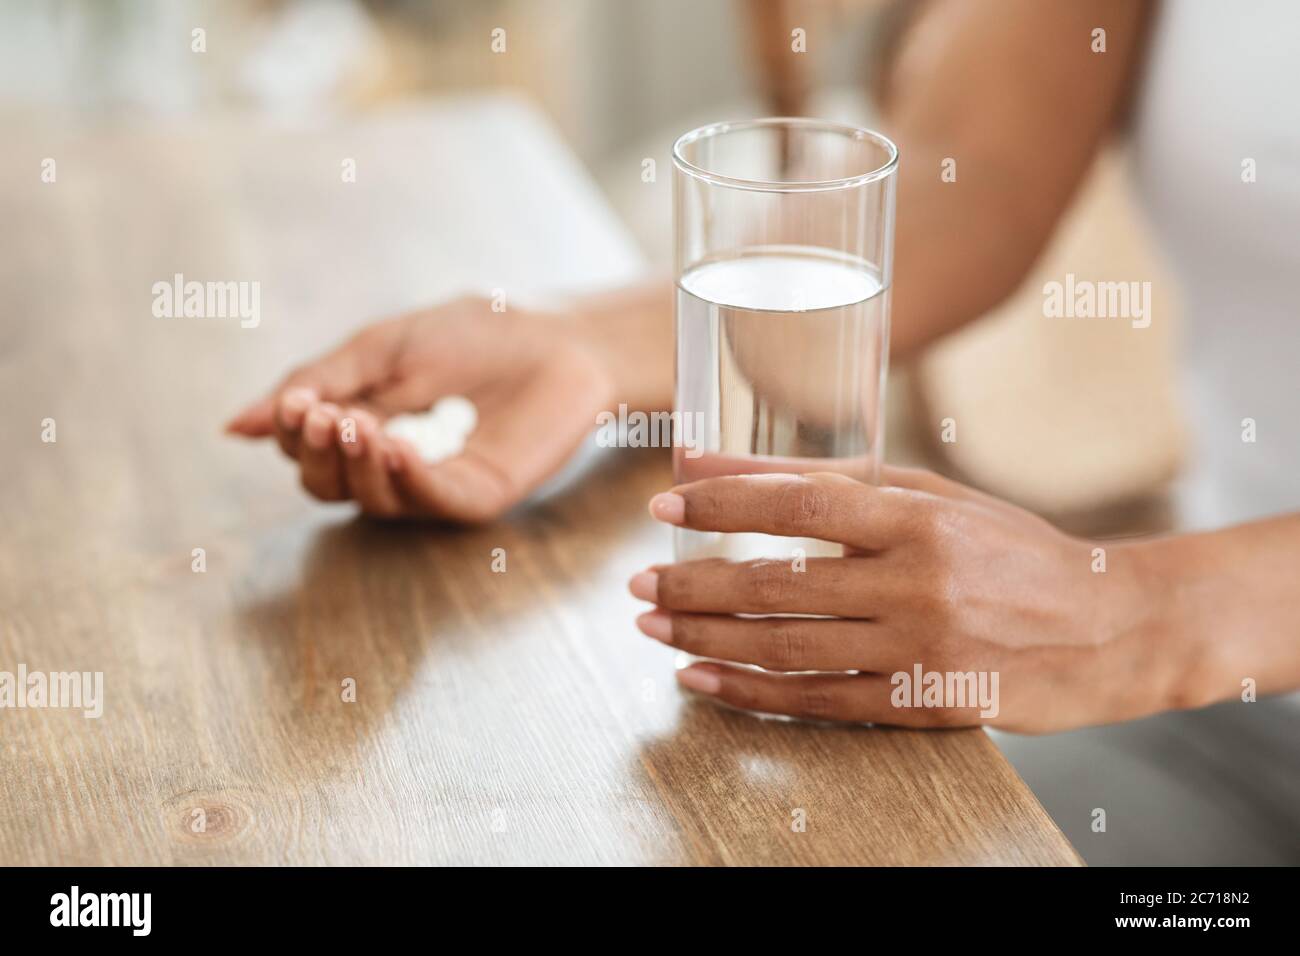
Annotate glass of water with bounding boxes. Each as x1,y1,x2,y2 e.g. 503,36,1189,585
671,118,898,566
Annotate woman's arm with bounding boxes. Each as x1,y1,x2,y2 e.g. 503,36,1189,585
881,0,1153,357
573,0,1154,401
570,278,675,412
1130,514,1300,707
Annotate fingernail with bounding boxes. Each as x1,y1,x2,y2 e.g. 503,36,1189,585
628,570,658,603
636,610,672,643
648,492,686,525
677,665,721,695
303,408,332,449
385,447,404,471
281,388,316,427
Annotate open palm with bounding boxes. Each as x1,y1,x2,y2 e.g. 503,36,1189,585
226,296,614,521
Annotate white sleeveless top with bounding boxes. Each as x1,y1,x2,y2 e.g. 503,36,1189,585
1131,0,1300,529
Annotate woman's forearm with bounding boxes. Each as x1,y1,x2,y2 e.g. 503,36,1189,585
1119,514,1300,710
571,277,675,412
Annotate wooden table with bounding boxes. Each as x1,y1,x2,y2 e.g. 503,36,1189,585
0,96,1079,866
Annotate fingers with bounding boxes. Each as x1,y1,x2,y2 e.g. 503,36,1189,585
269,393,403,513
298,402,348,501
224,396,276,436
637,610,909,673
677,664,886,722
337,408,404,517
675,663,984,727
272,386,316,459
225,319,402,437
277,397,408,514
288,324,396,400
630,556,895,618
880,464,963,496
673,451,875,483
649,472,925,551
880,463,1010,509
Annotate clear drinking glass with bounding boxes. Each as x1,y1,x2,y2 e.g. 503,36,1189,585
672,118,898,568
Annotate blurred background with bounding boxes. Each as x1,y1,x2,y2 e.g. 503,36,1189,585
2,0,1294,864
0,0,1185,527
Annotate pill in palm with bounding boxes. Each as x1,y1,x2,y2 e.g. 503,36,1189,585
431,394,477,435
383,395,479,463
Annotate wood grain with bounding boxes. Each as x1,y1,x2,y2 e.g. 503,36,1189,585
0,97,1080,866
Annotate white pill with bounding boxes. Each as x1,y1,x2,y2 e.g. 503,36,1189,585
382,396,478,464
432,395,478,436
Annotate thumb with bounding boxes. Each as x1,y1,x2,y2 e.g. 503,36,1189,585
223,322,398,437
224,395,276,436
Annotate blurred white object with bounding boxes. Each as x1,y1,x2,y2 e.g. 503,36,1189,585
238,0,381,117
383,396,479,464
430,395,477,436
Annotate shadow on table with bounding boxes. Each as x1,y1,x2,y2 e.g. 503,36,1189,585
231,444,670,768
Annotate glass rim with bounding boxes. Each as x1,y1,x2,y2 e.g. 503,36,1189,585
671,117,899,193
